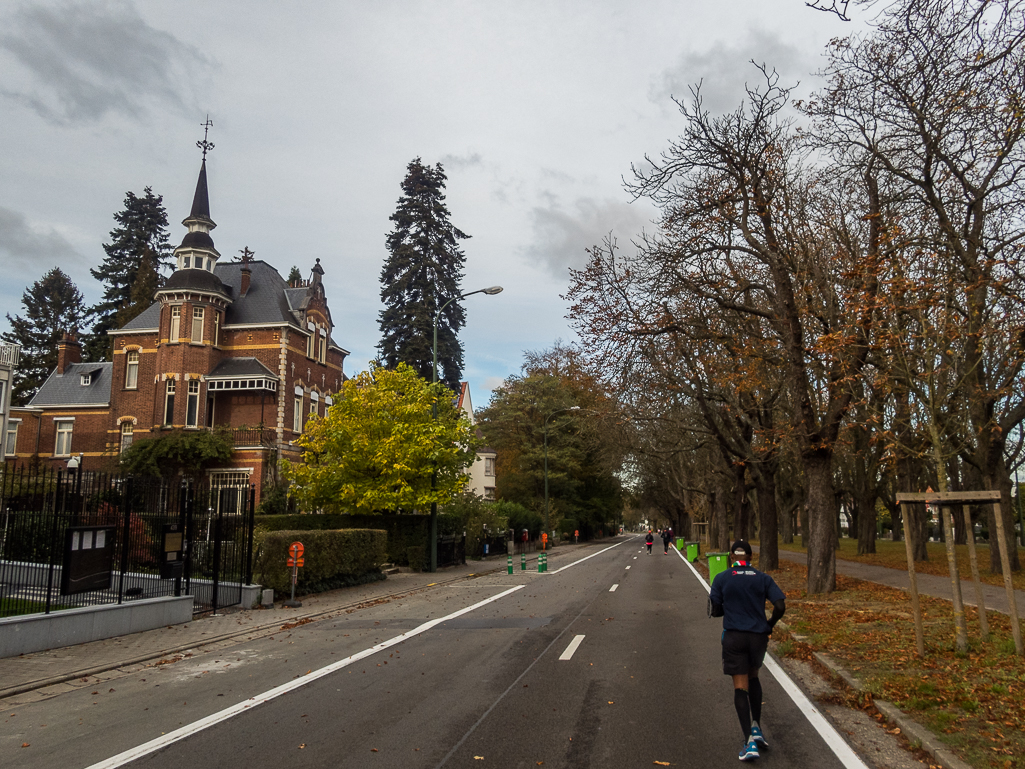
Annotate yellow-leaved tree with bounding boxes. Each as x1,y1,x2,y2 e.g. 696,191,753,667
283,363,480,514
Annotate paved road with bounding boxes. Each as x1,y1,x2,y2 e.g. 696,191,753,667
3,538,866,769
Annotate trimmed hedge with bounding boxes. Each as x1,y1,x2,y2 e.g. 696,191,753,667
255,513,463,568
253,529,387,596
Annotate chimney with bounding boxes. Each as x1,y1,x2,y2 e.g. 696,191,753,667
240,265,251,297
57,331,81,375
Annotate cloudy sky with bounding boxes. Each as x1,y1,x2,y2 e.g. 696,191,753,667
0,0,860,408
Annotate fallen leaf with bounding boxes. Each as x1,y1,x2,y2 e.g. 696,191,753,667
22,743,30,748
298,744,306,749
371,748,378,752
608,701,614,705
474,758,484,761
654,762,671,766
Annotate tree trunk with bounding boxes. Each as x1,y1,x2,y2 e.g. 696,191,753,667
856,489,877,555
756,472,779,571
731,464,748,542
713,487,731,551
985,467,1021,573
805,453,837,594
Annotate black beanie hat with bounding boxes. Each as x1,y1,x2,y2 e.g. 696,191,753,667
730,540,752,559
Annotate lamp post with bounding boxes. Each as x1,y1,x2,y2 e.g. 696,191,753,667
429,285,503,572
544,406,580,542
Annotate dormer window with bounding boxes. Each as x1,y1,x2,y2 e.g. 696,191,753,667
183,256,191,268
80,374,91,386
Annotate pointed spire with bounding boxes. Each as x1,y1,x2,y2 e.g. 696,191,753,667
190,159,211,220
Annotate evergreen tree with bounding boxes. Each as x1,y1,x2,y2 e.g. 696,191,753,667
287,265,302,285
2,268,90,404
378,158,469,390
87,187,172,360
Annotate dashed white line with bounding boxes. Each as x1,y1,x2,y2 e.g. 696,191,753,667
625,565,631,570
559,634,586,660
609,584,618,592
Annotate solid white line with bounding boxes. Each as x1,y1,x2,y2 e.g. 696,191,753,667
84,584,526,769
547,537,634,575
609,584,618,592
671,547,869,769
559,634,586,660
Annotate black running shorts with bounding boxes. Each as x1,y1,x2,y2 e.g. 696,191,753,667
721,630,769,676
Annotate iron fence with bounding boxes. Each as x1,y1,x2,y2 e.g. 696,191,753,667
0,465,255,618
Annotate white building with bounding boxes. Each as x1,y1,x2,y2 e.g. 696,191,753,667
0,345,20,462
456,382,497,500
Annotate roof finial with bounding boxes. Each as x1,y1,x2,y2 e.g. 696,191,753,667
197,115,215,161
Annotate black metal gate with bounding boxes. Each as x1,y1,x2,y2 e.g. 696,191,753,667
0,466,255,619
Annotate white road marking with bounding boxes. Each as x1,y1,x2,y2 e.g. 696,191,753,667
559,634,586,660
672,547,870,769
547,537,633,575
609,584,618,592
625,565,631,570
83,585,526,769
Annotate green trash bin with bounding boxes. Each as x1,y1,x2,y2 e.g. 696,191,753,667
707,552,729,583
676,537,686,552
686,541,700,562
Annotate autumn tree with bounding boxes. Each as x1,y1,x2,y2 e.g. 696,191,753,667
283,363,479,514
809,0,1025,570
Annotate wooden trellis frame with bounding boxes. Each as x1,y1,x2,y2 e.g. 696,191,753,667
896,491,1022,657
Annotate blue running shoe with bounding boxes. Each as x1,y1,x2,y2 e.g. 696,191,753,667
750,723,769,750
739,739,760,762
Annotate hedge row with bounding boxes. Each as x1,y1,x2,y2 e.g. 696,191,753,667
253,528,387,596
255,513,463,568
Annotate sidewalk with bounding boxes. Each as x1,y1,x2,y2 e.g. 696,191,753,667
764,547,1025,616
0,542,592,701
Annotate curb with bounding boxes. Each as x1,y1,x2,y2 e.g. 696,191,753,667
807,648,973,769
0,566,504,701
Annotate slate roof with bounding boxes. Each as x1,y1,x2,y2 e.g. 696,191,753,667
207,357,278,379
162,267,231,297
29,362,112,407
121,303,162,331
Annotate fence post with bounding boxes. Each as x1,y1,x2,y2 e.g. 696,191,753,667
182,480,194,600
245,483,256,586
118,476,133,604
44,468,64,615
212,486,222,615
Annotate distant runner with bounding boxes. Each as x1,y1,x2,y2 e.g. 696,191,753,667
661,527,672,555
708,540,786,762
645,530,654,555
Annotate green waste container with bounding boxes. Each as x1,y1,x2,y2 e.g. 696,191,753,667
686,541,700,562
706,552,729,583
676,537,686,552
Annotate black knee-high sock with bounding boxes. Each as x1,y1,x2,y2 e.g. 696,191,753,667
734,688,751,739
749,678,763,724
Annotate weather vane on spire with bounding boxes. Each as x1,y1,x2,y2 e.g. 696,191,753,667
197,115,215,160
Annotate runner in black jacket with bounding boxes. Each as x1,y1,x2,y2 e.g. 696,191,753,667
645,530,654,554
709,540,786,762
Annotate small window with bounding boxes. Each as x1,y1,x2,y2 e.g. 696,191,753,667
293,395,303,432
318,332,327,364
80,373,91,386
183,256,191,269
484,487,496,501
120,422,134,453
213,312,220,347
191,307,205,344
169,306,181,342
5,421,19,456
306,332,315,359
186,380,200,427
164,379,176,425
484,457,496,477
125,350,139,389
309,399,317,416
55,420,73,457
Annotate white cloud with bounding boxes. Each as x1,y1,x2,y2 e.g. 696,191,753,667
0,206,82,268
650,28,819,115
0,0,211,124
527,197,651,279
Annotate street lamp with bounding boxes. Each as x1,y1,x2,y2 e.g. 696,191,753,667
429,285,503,572
544,406,581,543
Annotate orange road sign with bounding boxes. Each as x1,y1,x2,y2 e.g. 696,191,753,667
287,557,305,567
290,542,304,558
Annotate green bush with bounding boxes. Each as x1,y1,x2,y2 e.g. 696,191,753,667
255,512,462,568
253,528,386,595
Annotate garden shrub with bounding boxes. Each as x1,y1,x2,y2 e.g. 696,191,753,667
253,528,386,595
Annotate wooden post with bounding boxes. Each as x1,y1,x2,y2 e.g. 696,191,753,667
900,502,926,657
990,502,1023,656
961,505,989,641
940,505,969,652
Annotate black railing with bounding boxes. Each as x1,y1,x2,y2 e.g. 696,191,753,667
0,465,255,618
228,427,277,448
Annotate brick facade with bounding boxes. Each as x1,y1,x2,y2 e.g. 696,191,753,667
7,159,349,509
